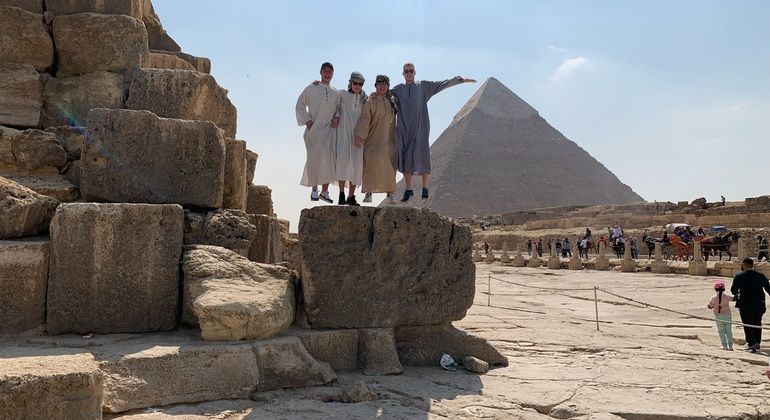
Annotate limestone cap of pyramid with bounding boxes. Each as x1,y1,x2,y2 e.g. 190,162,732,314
452,77,538,123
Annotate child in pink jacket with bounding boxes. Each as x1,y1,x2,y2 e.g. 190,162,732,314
707,281,734,350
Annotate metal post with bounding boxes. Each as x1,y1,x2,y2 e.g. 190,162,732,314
594,286,600,331
487,274,491,307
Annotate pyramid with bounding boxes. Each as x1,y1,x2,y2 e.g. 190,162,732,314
390,77,643,217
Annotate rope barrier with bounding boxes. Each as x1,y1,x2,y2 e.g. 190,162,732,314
488,275,596,292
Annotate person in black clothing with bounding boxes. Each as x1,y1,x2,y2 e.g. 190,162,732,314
730,258,770,352
758,235,769,262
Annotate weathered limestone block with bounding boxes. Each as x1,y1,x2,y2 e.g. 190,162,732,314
126,69,237,138
144,51,195,71
298,329,360,371
63,159,80,186
395,324,509,367
689,241,707,276
527,253,541,268
595,243,610,270
182,245,295,341
0,176,58,239
45,125,85,160
248,214,282,264
0,0,43,13
463,356,489,374
358,328,402,376
621,241,636,272
0,239,48,335
223,138,247,210
152,50,211,73
47,203,183,334
299,207,475,328
0,352,102,419
511,244,526,267
247,184,273,216
41,71,125,128
99,340,258,413
142,5,181,52
53,13,149,77
184,209,256,257
82,108,225,207
0,126,66,173
44,0,145,17
245,150,258,184
651,242,669,274
0,63,43,127
0,5,53,70
5,173,78,202
252,336,336,391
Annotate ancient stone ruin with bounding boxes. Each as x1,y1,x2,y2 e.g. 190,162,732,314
0,1,506,417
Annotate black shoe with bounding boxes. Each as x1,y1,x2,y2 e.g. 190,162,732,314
338,191,346,205
401,189,414,202
318,191,333,203
346,195,360,206
421,187,429,199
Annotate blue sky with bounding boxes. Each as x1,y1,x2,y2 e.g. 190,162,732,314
154,1,770,229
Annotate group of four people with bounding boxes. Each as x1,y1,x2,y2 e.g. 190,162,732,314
295,62,475,205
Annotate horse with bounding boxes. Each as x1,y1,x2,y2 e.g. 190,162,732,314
700,231,740,261
612,237,625,258
642,235,656,259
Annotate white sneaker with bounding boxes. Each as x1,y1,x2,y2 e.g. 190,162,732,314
310,190,319,201
363,193,372,203
384,194,396,205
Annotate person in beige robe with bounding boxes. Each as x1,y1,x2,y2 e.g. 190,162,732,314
354,75,397,203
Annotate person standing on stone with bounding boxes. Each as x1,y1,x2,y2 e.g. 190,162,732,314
707,281,734,351
354,75,398,204
758,235,769,262
334,72,367,206
730,258,770,352
391,62,476,201
295,62,340,203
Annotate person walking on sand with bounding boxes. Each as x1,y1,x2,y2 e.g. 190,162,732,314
707,281,734,351
731,258,770,352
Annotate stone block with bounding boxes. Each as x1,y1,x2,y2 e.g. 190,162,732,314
45,125,85,160
395,324,508,367
0,175,58,239
152,50,211,73
0,239,48,335
82,108,226,208
299,207,475,328
245,150,258,184
44,0,145,17
41,71,125,128
246,184,273,216
126,68,237,138
46,203,183,334
63,159,81,186
0,0,43,13
463,356,489,374
358,328,402,376
142,6,181,52
144,51,195,70
5,173,78,202
52,13,149,77
297,329,360,371
252,336,336,391
0,5,53,70
184,209,256,257
248,214,282,264
0,352,102,419
223,138,247,210
0,63,43,127
182,245,295,341
547,255,561,269
527,255,541,268
99,339,258,413
0,126,66,173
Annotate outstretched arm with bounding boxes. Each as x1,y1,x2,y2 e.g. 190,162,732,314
424,76,476,100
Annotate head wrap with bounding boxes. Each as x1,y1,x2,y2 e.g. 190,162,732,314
376,74,390,85
349,72,365,83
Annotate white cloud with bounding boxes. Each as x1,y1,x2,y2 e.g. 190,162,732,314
550,57,593,81
547,45,567,53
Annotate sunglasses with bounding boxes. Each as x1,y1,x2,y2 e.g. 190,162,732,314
351,81,363,86
403,69,415,73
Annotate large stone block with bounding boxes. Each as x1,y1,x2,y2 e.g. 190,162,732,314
41,71,126,128
395,325,509,367
0,0,43,13
143,51,195,71
245,149,258,184
0,176,58,239
297,329,360,371
0,126,66,173
5,173,78,202
252,336,336,391
223,138,247,210
0,63,43,127
0,239,48,335
182,245,295,341
358,328,402,376
52,13,149,77
99,339,258,413
299,207,475,328
152,50,211,73
82,108,226,207
0,5,53,70
142,4,181,52
45,125,85,160
0,352,102,419
126,69,237,138
44,0,145,17
46,203,183,334
246,184,273,216
184,209,256,257
248,214,282,264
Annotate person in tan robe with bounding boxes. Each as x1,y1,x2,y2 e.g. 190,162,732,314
354,75,397,203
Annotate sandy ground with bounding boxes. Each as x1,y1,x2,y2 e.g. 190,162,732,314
113,265,770,419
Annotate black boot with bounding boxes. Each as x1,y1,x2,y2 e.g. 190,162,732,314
346,195,360,206
338,191,346,205
401,189,414,202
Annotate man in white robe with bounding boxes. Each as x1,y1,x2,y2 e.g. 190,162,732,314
295,62,340,203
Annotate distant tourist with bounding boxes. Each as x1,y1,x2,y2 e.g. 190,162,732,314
562,237,570,258
555,239,562,257
483,241,490,255
730,258,770,353
721,195,726,206
584,227,592,239
295,62,340,203
354,75,398,204
391,62,476,202
547,239,552,254
707,281,734,351
526,239,532,256
696,227,706,237
334,72,367,205
630,237,638,259
611,224,624,240
536,239,543,257
579,237,589,259
758,235,769,262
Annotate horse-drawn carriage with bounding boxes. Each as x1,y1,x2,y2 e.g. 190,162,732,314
647,224,739,261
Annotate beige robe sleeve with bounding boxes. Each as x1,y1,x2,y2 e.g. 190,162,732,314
354,99,374,142
295,85,312,126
